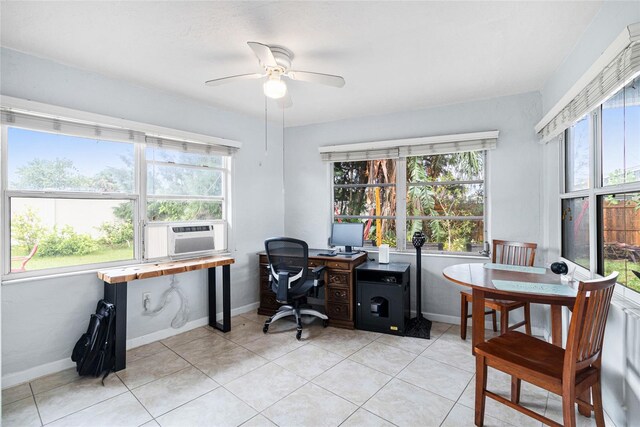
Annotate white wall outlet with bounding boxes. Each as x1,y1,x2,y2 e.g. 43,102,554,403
142,293,151,311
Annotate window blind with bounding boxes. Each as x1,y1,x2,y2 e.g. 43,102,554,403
319,131,498,162
1,106,240,156
145,136,238,156
536,23,640,143
1,109,145,144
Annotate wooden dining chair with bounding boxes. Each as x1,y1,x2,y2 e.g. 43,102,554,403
460,240,536,340
473,272,618,427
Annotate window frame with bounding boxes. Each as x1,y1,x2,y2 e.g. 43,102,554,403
142,148,231,259
559,93,640,304
330,151,488,255
1,119,233,280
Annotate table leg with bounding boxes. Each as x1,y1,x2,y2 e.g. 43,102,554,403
471,288,486,355
550,305,563,347
103,281,127,372
208,266,231,333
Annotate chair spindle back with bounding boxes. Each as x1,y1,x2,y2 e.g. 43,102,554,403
564,272,618,373
492,240,537,267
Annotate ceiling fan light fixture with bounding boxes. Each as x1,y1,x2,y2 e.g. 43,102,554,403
263,75,287,99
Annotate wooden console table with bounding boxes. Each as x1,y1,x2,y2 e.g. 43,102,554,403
98,255,235,371
258,250,367,329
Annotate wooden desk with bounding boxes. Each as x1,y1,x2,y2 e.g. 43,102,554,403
258,250,367,329
98,255,235,371
442,263,577,350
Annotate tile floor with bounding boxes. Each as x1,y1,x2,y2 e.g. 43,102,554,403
1,313,616,427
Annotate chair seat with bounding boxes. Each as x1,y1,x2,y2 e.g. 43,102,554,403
461,290,526,309
475,331,596,394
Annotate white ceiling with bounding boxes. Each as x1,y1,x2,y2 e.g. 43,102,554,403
0,1,602,127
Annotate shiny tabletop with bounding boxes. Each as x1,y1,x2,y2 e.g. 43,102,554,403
442,262,576,347
442,263,577,306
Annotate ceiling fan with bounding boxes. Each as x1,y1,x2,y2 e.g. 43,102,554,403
205,42,345,108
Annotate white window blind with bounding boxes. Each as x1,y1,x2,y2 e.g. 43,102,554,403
1,97,242,154
536,23,640,143
319,131,498,162
145,136,238,156
1,109,145,144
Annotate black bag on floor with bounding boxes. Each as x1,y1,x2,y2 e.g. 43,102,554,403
71,300,116,381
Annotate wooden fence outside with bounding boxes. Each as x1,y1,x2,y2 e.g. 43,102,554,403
602,203,640,246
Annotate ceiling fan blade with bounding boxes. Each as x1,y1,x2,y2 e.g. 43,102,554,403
276,91,293,109
286,70,345,88
247,42,278,68
204,73,264,87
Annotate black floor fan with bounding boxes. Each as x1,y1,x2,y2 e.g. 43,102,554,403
405,231,432,339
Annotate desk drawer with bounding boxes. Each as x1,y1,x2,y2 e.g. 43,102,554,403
261,291,281,309
328,273,349,286
308,259,325,268
327,261,349,270
327,287,350,304
260,278,271,291
327,302,350,321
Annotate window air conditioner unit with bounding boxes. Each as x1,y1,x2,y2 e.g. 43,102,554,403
168,225,215,258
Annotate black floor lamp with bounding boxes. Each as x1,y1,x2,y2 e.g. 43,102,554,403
405,231,432,339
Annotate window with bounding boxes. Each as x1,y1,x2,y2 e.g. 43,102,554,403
332,151,486,253
144,145,229,256
599,193,640,292
560,76,640,296
561,197,590,269
333,160,397,246
2,109,235,277
565,115,591,192
406,152,484,252
6,127,136,272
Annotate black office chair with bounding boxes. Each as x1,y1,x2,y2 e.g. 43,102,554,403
263,237,329,340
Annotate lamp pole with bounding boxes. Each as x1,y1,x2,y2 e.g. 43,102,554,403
405,231,432,339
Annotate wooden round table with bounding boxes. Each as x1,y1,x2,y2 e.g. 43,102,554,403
442,263,577,350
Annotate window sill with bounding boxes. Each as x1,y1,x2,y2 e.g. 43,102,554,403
366,248,489,260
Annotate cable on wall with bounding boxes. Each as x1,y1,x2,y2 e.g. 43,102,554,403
142,276,190,329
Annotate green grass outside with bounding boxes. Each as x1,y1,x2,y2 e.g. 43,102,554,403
603,259,640,293
569,257,640,293
11,246,133,272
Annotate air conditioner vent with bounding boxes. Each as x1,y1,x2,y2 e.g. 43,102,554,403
168,224,215,257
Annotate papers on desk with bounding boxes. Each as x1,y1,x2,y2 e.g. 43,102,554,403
492,280,577,297
484,263,546,275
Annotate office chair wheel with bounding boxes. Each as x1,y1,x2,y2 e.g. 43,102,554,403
296,330,302,340
323,319,329,328
263,321,270,334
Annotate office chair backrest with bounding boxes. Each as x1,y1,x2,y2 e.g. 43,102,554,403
264,237,309,301
492,239,537,266
564,272,618,377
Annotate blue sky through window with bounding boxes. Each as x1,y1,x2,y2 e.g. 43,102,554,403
7,127,133,191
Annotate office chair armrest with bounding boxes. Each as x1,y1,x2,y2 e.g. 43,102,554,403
311,265,326,276
311,265,326,287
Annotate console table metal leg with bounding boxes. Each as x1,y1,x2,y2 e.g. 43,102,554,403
208,266,231,333
222,264,231,332
103,281,127,372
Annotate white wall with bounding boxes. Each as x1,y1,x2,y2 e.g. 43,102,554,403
539,5,640,426
283,91,546,328
0,47,285,382
541,1,640,113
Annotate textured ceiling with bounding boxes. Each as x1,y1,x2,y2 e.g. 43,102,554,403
0,1,602,127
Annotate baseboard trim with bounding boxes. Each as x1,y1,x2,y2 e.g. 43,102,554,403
1,358,78,390
1,302,260,389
